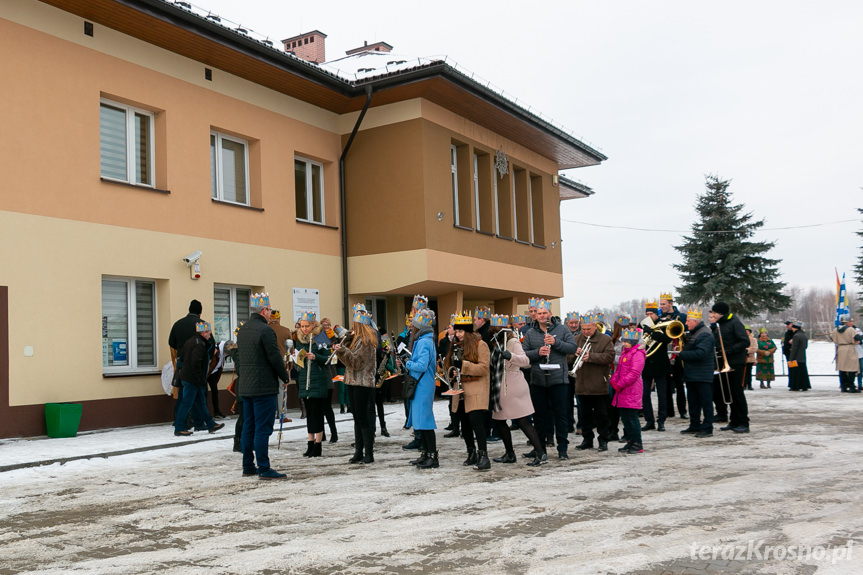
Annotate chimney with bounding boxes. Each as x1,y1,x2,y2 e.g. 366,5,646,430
345,40,394,56
281,30,327,64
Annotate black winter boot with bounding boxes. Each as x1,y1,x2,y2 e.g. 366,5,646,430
575,438,594,450
417,450,439,469
526,451,548,467
463,449,477,466
410,451,428,466
598,440,608,452
361,429,374,464
329,427,338,443
312,442,322,457
619,441,633,452
474,450,491,470
380,424,390,437
349,431,364,463
493,451,517,463
625,442,644,454
302,441,314,457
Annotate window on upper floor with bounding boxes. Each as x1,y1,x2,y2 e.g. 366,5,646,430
102,277,157,373
295,156,325,224
474,152,494,234
211,131,250,205
451,143,472,229
530,174,545,246
513,167,531,243
494,162,513,239
100,99,154,187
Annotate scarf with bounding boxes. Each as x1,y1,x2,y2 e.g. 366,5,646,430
489,334,507,412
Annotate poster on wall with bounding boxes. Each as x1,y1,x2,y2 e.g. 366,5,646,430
292,288,320,323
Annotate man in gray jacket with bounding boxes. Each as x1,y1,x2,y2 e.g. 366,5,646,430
237,293,292,480
522,300,577,459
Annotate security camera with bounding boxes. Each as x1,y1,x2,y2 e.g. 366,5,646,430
183,251,202,267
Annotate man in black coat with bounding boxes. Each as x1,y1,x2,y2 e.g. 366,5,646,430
174,322,224,437
169,299,207,430
678,310,716,437
709,302,751,433
641,303,672,432
237,293,292,480
660,294,688,419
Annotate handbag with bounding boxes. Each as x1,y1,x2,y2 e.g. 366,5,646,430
403,371,424,400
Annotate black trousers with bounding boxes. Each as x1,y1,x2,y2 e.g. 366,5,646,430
304,396,326,434
530,383,570,452
323,387,336,433
374,386,387,430
577,394,609,442
460,407,488,452
686,381,714,432
494,417,544,455
348,386,375,442
718,362,750,427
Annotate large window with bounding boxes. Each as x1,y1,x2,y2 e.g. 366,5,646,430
295,156,324,224
473,152,494,234
211,131,249,205
451,143,471,228
102,278,157,372
213,285,252,344
100,99,154,186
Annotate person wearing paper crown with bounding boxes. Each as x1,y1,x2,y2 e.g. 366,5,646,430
474,306,492,346
571,312,615,454
659,292,688,420
444,311,493,470
268,309,299,423
487,315,548,467
236,293,292,480
677,309,716,437
334,310,378,464
640,301,672,433
404,309,441,469
610,328,646,454
564,311,582,438
522,298,578,459
292,311,333,458
174,321,225,437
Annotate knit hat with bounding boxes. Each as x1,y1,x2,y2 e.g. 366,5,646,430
711,302,730,316
189,299,203,314
645,301,659,315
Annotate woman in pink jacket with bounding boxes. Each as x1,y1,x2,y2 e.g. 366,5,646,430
610,328,646,454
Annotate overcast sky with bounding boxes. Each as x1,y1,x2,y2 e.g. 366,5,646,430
194,0,862,315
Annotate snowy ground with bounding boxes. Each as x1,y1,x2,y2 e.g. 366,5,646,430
1,343,861,575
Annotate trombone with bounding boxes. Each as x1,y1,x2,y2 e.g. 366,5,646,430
714,326,733,405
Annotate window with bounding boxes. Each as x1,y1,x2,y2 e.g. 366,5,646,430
530,174,545,246
100,99,154,186
364,296,388,332
211,131,249,205
102,278,157,372
213,285,251,344
295,156,324,224
474,152,494,233
451,143,471,228
513,167,531,243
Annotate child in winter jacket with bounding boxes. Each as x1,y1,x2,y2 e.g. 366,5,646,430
610,329,646,454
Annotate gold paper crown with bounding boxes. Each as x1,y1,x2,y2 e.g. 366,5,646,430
536,298,552,310
566,311,580,322
233,321,244,337
512,314,528,324
271,310,281,320
660,292,673,301
353,310,372,325
622,328,640,341
686,309,702,319
528,297,540,308
645,301,659,311
405,313,414,327
196,321,211,333
616,315,631,325
413,312,434,327
453,310,473,326
412,295,428,310
475,306,491,319
352,303,367,313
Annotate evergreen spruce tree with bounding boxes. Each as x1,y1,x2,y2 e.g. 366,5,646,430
673,174,791,317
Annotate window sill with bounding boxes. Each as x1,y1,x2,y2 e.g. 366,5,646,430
212,198,264,211
296,218,338,230
514,239,531,245
476,229,495,237
531,243,547,249
103,370,161,378
495,234,514,241
453,224,474,232
101,178,170,194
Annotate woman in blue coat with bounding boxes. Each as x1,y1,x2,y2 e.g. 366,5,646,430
405,309,439,469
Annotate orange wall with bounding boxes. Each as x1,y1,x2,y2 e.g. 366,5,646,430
0,15,342,256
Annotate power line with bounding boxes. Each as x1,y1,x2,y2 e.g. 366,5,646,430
561,218,859,233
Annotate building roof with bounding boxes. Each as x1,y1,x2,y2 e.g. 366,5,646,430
40,0,606,169
558,175,594,200
281,29,327,43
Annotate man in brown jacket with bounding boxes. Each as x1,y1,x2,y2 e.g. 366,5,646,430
573,314,615,452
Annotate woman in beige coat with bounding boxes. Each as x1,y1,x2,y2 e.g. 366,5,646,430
444,312,491,470
830,315,861,393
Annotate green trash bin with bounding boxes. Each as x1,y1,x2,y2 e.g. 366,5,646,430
45,403,83,438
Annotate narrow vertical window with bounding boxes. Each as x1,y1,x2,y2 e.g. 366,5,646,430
100,99,154,186
102,277,157,372
295,157,325,224
451,144,460,227
211,131,249,205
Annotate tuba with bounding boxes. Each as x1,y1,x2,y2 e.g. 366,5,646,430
641,318,685,358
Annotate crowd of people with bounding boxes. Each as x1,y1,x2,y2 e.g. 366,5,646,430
165,291,861,480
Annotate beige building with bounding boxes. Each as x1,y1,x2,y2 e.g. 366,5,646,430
0,0,605,438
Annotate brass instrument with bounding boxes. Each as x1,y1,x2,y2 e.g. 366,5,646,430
439,351,464,396
326,325,350,365
375,335,401,388
714,325,733,405
569,341,592,376
641,318,685,358
596,321,609,335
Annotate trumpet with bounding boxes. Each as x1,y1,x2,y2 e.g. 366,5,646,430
569,341,592,376
326,325,351,365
